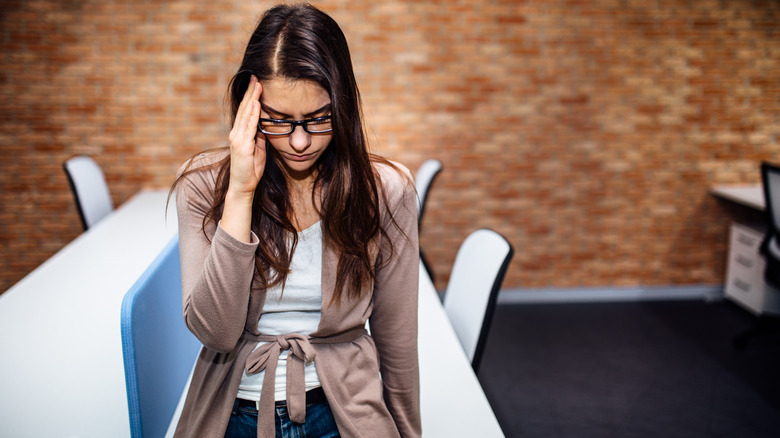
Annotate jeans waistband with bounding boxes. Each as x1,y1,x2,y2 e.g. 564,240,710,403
237,386,327,409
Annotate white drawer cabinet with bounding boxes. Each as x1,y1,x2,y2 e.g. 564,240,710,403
724,222,780,315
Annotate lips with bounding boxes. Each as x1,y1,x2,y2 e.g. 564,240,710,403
285,152,316,162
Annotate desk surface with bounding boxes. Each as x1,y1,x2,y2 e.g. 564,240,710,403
417,261,504,436
0,190,503,437
709,184,765,211
0,190,179,438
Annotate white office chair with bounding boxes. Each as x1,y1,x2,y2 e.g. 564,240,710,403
443,229,513,373
415,159,443,225
63,155,114,230
415,159,443,283
121,236,202,438
761,161,780,289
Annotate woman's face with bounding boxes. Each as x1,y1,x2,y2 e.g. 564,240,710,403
259,78,333,180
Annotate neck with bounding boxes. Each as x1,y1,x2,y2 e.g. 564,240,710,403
283,169,316,197
286,177,321,232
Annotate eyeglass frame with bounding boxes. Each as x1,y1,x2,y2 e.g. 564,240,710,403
258,115,333,136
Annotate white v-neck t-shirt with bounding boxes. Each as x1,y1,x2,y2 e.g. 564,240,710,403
237,221,323,402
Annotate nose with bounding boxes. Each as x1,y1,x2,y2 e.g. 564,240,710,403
288,124,311,153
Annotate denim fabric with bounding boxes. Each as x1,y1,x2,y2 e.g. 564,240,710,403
225,397,340,438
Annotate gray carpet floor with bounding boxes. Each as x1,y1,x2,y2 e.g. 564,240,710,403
477,300,780,438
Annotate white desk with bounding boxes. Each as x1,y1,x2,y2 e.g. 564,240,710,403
0,190,179,438
0,190,504,437
709,184,780,314
709,184,765,211
417,260,504,437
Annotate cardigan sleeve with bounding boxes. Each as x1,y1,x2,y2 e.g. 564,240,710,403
175,157,260,353
369,163,422,438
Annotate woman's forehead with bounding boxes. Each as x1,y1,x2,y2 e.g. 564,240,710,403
260,78,330,115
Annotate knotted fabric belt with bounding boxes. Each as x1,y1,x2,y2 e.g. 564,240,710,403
243,326,367,437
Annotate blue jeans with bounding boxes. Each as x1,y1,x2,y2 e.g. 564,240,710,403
225,397,341,438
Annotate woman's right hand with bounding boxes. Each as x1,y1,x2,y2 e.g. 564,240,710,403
221,75,265,242
227,75,266,198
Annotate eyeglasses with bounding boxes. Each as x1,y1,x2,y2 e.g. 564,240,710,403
258,115,333,136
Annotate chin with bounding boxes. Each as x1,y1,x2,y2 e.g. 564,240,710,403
281,157,318,175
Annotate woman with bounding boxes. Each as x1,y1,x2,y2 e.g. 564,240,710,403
171,3,421,438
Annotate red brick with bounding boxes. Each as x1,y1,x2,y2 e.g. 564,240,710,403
1,0,779,294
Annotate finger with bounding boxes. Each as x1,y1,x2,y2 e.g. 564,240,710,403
234,82,260,138
244,80,262,128
255,136,267,174
252,78,262,102
251,80,264,140
245,83,262,135
255,135,266,154
235,76,257,127
245,99,260,139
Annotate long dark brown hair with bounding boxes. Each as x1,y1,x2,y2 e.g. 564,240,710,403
172,3,404,306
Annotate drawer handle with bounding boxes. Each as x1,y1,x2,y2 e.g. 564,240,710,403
733,278,752,292
737,234,757,247
736,254,754,268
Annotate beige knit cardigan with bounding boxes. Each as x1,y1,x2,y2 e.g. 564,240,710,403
172,150,421,438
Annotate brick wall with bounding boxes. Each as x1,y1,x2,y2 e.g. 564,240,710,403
1,0,778,293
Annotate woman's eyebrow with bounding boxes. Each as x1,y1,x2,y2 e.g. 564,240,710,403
305,103,331,118
259,102,290,118
260,102,331,119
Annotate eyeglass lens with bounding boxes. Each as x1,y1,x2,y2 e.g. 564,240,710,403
260,117,332,135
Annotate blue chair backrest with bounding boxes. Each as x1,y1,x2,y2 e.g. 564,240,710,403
120,236,201,438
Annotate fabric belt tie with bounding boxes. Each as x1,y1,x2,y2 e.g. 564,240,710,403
243,327,367,438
